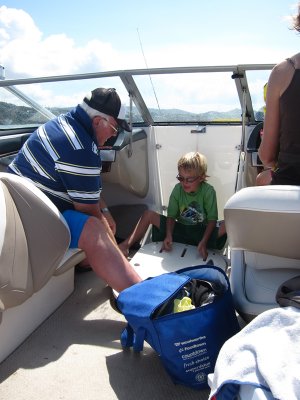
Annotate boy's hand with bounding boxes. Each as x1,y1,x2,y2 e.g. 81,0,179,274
161,236,173,252
197,240,208,261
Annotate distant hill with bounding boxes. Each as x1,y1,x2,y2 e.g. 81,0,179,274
147,107,243,122
0,102,71,125
0,101,262,126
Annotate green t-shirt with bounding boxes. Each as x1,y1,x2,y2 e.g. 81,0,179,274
167,181,218,225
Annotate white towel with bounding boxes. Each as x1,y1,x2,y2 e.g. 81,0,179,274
208,306,300,400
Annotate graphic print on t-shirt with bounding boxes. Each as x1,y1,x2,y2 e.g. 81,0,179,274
180,201,205,224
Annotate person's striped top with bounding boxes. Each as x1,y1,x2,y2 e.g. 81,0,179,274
8,105,102,211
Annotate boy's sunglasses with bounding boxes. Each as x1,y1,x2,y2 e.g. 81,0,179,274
176,174,200,183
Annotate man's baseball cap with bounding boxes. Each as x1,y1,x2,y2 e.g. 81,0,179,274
83,88,131,132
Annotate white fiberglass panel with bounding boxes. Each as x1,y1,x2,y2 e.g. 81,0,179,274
154,125,242,219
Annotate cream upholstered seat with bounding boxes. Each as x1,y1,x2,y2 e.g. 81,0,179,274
0,172,85,362
0,172,71,309
224,185,300,321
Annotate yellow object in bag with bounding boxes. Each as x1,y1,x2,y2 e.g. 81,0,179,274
173,296,195,313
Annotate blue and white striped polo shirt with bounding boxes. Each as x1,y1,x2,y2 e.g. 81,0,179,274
8,105,102,211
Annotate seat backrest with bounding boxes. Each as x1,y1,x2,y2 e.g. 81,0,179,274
225,185,300,319
0,173,70,310
224,185,300,260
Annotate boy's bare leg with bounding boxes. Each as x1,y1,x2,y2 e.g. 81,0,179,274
118,210,160,256
218,220,226,237
78,216,142,292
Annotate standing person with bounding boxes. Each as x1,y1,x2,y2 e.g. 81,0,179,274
257,3,300,186
118,152,226,261
8,87,141,292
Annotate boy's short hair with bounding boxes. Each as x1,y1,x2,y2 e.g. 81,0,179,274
177,152,208,179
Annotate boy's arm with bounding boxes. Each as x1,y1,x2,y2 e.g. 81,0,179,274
197,220,216,261
162,217,176,251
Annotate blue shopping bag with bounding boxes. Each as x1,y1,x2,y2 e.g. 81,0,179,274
117,265,240,390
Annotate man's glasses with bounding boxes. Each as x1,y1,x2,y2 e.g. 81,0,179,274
176,174,200,183
103,117,119,134
107,121,119,134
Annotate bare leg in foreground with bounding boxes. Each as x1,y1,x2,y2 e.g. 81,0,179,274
78,216,142,292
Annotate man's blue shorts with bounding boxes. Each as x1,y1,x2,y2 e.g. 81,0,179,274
62,210,90,248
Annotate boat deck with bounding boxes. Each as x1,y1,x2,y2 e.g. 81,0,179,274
130,242,228,279
0,261,211,400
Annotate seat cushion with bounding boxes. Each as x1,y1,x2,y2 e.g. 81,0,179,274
225,185,300,259
0,181,33,309
0,173,71,309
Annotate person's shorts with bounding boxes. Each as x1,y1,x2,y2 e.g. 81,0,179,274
151,215,227,250
62,210,90,248
271,164,300,185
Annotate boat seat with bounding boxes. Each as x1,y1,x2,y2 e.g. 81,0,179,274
54,248,86,275
0,172,71,310
224,185,300,321
0,172,87,363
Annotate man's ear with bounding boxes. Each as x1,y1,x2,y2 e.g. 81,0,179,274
92,116,102,127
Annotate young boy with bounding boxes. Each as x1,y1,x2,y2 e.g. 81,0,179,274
118,152,226,261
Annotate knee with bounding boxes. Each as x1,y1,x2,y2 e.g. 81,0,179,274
141,209,158,224
84,215,100,230
78,216,105,248
143,209,157,219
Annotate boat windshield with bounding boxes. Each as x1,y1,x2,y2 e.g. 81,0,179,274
0,65,273,129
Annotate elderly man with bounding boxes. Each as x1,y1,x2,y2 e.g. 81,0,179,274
8,88,141,292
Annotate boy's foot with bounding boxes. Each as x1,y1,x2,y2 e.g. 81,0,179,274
75,265,93,273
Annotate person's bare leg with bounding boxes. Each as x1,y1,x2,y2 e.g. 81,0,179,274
77,214,118,270
118,210,160,256
218,220,226,237
78,216,142,292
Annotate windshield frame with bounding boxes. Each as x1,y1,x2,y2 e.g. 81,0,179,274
0,64,274,129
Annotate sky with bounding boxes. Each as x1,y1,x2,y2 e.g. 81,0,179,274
0,0,299,80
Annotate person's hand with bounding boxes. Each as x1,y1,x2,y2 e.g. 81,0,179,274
103,212,116,235
161,236,173,252
256,169,273,186
197,240,208,261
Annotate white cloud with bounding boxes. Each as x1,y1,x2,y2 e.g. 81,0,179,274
0,5,290,80
0,6,139,78
0,6,292,112
0,6,41,44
